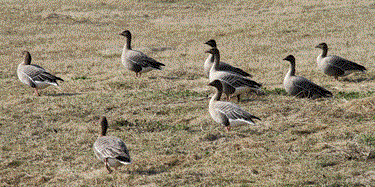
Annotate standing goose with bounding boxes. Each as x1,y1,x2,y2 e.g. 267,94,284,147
283,55,332,98
93,116,131,173
206,48,262,102
315,43,366,80
119,30,165,77
17,51,64,96
204,39,251,78
208,80,261,131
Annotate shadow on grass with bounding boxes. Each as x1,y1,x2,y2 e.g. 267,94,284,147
47,93,82,97
129,169,164,176
341,77,369,83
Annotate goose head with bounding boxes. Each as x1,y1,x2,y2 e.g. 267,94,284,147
283,55,296,63
119,30,132,38
315,42,328,50
204,39,217,48
208,79,223,91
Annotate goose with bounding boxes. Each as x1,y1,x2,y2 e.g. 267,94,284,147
283,55,332,98
206,48,262,102
119,30,165,77
93,116,131,173
17,51,64,96
204,39,251,78
315,43,366,80
208,80,261,131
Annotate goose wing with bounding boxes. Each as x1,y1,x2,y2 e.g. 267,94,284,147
127,50,165,69
327,55,366,72
219,73,261,89
21,65,63,85
94,136,131,163
219,62,252,77
292,76,332,98
215,101,260,123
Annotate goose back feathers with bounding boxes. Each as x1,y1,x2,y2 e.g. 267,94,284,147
17,51,64,95
93,116,131,173
208,80,260,131
120,30,165,77
204,39,251,78
283,55,332,98
315,43,366,79
206,48,261,102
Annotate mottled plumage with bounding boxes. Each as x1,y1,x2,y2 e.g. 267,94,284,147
206,48,261,102
204,39,251,78
283,55,332,98
315,43,366,80
17,51,64,96
119,30,165,77
208,80,260,131
93,116,131,173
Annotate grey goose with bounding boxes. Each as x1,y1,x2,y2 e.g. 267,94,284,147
17,51,64,96
208,80,261,131
206,48,262,102
204,39,251,78
315,43,366,80
119,30,165,77
93,116,131,173
283,55,332,98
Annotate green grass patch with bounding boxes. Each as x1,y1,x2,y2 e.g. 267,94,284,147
357,132,375,147
263,88,288,96
336,91,374,99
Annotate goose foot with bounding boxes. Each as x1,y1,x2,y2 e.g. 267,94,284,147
34,89,40,96
104,158,113,174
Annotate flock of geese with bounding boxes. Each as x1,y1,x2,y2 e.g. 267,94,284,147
16,30,367,173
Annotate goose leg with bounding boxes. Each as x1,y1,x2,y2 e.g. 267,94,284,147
236,95,241,102
225,126,231,132
104,158,113,173
34,88,40,96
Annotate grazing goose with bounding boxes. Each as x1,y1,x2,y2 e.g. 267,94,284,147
204,39,251,78
119,30,165,77
208,80,261,131
315,43,366,80
206,48,262,102
17,51,64,96
283,55,332,98
93,116,131,173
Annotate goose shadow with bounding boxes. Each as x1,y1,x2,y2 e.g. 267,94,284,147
129,168,166,176
341,77,370,83
47,93,82,97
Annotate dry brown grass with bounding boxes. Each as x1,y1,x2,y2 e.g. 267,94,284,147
1,0,375,186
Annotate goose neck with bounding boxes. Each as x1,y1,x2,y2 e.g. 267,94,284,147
24,53,32,65
287,60,296,77
124,35,131,50
211,50,220,70
321,47,328,57
211,86,222,101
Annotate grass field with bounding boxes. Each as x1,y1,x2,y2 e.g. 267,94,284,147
1,0,375,186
